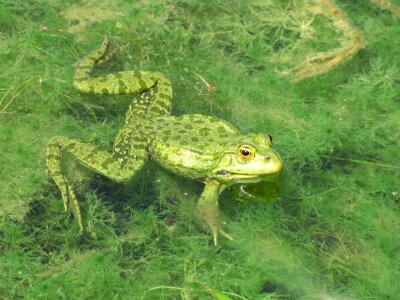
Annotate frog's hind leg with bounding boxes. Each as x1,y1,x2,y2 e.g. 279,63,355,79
73,37,111,83
46,136,147,230
73,38,173,120
47,138,85,230
73,38,160,96
124,76,173,124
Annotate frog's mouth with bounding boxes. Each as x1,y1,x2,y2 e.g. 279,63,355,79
216,170,258,177
214,170,265,182
214,169,281,184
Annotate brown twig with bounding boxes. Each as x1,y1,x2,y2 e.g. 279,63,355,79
280,0,366,83
372,0,400,17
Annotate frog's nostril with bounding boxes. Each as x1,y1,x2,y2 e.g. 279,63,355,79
265,156,270,161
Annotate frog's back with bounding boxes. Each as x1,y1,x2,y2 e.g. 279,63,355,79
149,114,239,151
146,114,241,179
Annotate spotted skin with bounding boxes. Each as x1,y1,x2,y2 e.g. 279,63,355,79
46,38,283,245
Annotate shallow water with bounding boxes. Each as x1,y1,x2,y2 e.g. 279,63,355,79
1,1,399,299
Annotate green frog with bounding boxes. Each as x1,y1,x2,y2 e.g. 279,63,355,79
46,38,283,245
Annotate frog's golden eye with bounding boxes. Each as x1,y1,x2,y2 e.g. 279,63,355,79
237,145,255,161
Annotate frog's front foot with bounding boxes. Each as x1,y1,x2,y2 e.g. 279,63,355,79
198,180,232,246
198,203,233,246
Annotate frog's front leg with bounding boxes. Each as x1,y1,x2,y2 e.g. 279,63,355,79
197,179,233,246
46,136,147,230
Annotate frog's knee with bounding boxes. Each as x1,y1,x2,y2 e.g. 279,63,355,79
112,172,135,184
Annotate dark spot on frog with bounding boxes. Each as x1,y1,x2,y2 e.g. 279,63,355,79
194,118,205,124
101,157,115,169
173,135,181,141
150,106,166,115
199,127,211,135
137,78,150,91
66,142,77,150
161,136,169,143
191,137,199,142
184,124,193,130
217,126,226,132
156,118,168,124
118,79,128,89
119,86,127,94
137,135,148,143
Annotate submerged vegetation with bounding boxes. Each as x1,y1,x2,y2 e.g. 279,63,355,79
1,0,399,299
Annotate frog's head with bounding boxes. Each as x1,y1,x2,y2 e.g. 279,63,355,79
211,133,283,185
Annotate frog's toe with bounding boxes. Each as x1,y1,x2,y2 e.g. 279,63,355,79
65,189,84,231
97,42,118,64
210,225,233,246
62,196,68,212
219,227,233,241
101,36,110,48
206,224,219,246
213,232,218,246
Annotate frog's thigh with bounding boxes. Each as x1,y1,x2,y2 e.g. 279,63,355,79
49,136,145,183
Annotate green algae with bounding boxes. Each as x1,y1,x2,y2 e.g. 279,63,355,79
1,0,399,299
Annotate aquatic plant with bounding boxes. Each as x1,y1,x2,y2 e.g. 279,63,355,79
1,0,399,299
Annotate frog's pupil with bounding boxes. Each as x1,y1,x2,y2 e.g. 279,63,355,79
241,150,250,156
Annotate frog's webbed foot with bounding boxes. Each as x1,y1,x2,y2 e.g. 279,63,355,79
197,180,231,246
46,136,147,231
46,140,85,231
198,200,233,246
64,181,84,232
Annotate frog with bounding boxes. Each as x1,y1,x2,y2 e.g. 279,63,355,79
46,37,283,245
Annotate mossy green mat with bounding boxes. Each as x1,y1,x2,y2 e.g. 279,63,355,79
1,0,399,299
